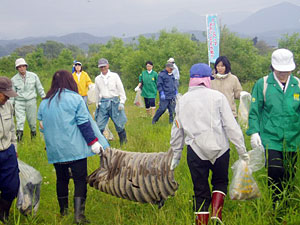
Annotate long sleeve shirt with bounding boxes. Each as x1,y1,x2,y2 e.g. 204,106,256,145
0,101,17,152
95,70,126,104
170,86,246,164
11,71,45,103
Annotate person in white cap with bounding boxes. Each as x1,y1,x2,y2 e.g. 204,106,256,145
170,63,249,225
11,58,45,141
247,48,300,208
167,58,180,89
94,58,128,145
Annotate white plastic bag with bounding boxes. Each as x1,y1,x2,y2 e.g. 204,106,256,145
248,145,265,172
238,91,251,128
87,84,96,105
229,159,260,200
103,123,114,141
134,89,144,108
17,159,42,215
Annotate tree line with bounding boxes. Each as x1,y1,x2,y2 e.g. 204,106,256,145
0,28,299,89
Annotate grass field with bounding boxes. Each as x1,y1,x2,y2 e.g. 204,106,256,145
5,86,300,225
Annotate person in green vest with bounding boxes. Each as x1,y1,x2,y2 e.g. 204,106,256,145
134,61,158,117
247,48,300,208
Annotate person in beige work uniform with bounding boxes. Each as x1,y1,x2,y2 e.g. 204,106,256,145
11,58,46,141
0,77,19,223
211,56,242,118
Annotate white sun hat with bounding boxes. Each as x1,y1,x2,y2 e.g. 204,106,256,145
271,48,296,72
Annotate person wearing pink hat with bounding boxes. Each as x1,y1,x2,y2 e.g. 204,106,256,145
170,63,249,225
247,48,300,208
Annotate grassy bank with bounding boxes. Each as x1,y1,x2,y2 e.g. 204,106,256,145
6,88,300,225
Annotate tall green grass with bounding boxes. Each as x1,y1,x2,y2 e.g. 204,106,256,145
5,87,300,225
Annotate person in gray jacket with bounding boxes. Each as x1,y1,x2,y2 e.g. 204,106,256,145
169,63,249,225
11,58,46,141
0,77,19,223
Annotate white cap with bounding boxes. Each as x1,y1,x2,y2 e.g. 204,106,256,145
271,49,295,72
167,57,175,63
15,58,28,69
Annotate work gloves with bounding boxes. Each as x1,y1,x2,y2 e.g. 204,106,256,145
91,142,104,155
134,86,140,92
239,152,250,162
118,103,125,111
250,133,262,149
170,158,180,170
160,91,166,100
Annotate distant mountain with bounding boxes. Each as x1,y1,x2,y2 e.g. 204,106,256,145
229,2,300,41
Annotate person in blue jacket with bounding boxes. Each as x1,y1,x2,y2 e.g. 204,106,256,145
152,63,177,124
38,70,109,224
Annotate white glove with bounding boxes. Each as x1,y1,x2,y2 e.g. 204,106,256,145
118,103,124,111
239,152,250,162
170,158,180,170
91,142,103,154
134,85,140,92
250,133,262,149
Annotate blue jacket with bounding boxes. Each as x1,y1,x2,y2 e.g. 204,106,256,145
38,89,109,164
157,70,177,99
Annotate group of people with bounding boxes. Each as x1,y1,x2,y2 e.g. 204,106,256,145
0,48,299,225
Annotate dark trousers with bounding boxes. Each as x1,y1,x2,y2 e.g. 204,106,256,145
152,98,175,124
54,158,87,199
268,149,298,203
187,146,229,212
0,145,20,202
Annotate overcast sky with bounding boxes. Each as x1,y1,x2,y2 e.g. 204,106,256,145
1,0,300,39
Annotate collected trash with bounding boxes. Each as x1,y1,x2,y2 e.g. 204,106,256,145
229,146,265,200
87,83,96,105
87,148,178,207
238,91,251,128
17,159,42,215
134,89,144,108
103,124,114,141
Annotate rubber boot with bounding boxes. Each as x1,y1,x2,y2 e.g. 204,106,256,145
16,130,23,142
74,197,90,224
58,196,68,216
0,198,12,223
118,129,127,146
195,212,209,225
31,130,36,139
211,191,225,224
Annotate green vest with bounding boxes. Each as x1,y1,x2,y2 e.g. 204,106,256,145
139,70,158,98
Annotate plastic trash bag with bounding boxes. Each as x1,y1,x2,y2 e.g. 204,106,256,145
17,159,42,215
238,91,251,128
134,89,144,108
103,123,114,141
229,159,261,200
248,145,265,172
87,84,96,105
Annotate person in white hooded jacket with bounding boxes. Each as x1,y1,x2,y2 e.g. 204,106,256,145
170,63,249,225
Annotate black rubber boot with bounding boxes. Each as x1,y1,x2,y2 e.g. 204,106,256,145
74,197,90,224
118,129,127,146
0,198,12,223
58,196,68,216
16,130,23,142
31,130,36,139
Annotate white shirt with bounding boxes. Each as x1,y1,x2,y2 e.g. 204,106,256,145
172,63,180,80
170,86,246,164
76,72,81,82
95,70,126,104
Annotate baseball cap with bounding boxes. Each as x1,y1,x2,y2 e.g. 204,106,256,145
190,63,214,79
271,48,295,72
0,77,18,97
166,63,174,69
74,61,82,66
98,58,109,67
